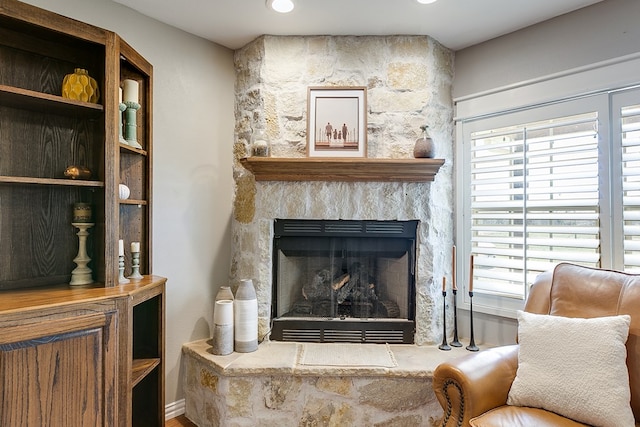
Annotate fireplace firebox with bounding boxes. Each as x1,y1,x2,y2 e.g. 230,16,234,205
270,219,417,344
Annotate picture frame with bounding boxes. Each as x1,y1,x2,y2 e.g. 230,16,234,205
307,86,367,157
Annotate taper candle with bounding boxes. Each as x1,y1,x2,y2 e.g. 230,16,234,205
442,276,446,292
118,87,122,103
469,254,474,293
452,245,457,290
118,239,124,256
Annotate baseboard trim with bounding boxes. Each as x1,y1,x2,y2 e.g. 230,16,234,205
165,398,186,421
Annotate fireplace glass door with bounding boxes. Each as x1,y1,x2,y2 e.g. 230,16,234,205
271,219,417,343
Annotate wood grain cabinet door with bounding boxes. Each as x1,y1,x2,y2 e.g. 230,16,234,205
0,310,118,427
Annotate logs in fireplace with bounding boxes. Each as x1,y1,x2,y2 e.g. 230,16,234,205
271,219,417,344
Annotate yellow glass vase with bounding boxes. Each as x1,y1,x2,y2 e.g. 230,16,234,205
62,68,100,103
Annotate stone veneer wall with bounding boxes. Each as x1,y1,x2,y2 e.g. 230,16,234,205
184,350,443,427
230,35,454,345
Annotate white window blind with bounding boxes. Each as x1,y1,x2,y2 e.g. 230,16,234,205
469,112,600,299
621,103,640,272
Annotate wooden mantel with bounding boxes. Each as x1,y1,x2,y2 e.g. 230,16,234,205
240,157,445,182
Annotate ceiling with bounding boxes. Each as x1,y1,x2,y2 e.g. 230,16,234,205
111,0,603,51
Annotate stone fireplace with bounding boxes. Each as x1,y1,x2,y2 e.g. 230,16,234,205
230,35,455,345
182,33,456,427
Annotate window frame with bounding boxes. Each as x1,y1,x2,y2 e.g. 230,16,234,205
611,89,640,272
455,93,620,318
454,53,640,319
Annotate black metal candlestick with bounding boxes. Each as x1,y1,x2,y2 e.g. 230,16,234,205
450,288,462,347
439,290,451,351
466,291,479,352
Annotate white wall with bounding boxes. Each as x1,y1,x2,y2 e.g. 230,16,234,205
21,0,236,406
452,0,640,346
454,0,640,98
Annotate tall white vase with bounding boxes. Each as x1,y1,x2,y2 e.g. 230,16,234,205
234,279,258,353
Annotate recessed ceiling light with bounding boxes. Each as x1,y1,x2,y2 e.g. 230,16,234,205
267,0,295,13
416,0,438,4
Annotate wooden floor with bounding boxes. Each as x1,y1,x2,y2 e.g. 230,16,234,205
166,415,197,427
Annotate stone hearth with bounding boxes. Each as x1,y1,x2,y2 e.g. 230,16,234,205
182,340,470,426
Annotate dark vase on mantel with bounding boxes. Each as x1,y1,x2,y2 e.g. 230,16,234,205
413,125,434,158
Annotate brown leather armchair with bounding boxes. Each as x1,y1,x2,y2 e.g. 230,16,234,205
432,263,640,427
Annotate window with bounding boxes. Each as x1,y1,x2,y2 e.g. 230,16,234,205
469,110,600,298
456,90,640,317
616,93,640,272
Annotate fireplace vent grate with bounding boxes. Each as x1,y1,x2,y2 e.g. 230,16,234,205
281,222,323,235
282,329,321,342
365,222,406,234
274,321,413,344
323,330,363,342
324,223,363,233
275,219,418,238
365,330,405,343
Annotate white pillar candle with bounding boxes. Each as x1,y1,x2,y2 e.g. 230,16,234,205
212,300,234,356
118,239,124,256
123,79,139,104
131,241,140,252
214,300,234,326
72,202,92,223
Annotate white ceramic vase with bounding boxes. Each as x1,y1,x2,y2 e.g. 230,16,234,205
234,279,258,353
119,183,130,200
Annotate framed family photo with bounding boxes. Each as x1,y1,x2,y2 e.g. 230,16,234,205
307,86,367,157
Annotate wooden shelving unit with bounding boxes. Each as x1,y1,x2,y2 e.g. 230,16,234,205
0,0,163,425
0,277,166,426
240,157,445,182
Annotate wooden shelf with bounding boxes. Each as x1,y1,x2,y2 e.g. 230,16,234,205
0,84,104,116
120,199,148,206
0,175,104,187
119,143,148,156
131,358,160,388
0,275,164,312
240,157,445,182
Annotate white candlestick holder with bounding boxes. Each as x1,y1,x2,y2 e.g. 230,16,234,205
128,251,144,280
70,222,94,286
118,255,129,283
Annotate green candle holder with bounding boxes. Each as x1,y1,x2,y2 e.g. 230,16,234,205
119,102,128,144
124,101,142,149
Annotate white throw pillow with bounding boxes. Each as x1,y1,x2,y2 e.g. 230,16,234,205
507,310,634,427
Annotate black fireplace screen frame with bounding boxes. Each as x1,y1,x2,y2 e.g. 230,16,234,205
270,219,418,344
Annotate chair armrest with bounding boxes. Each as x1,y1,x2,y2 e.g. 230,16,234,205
433,344,519,427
